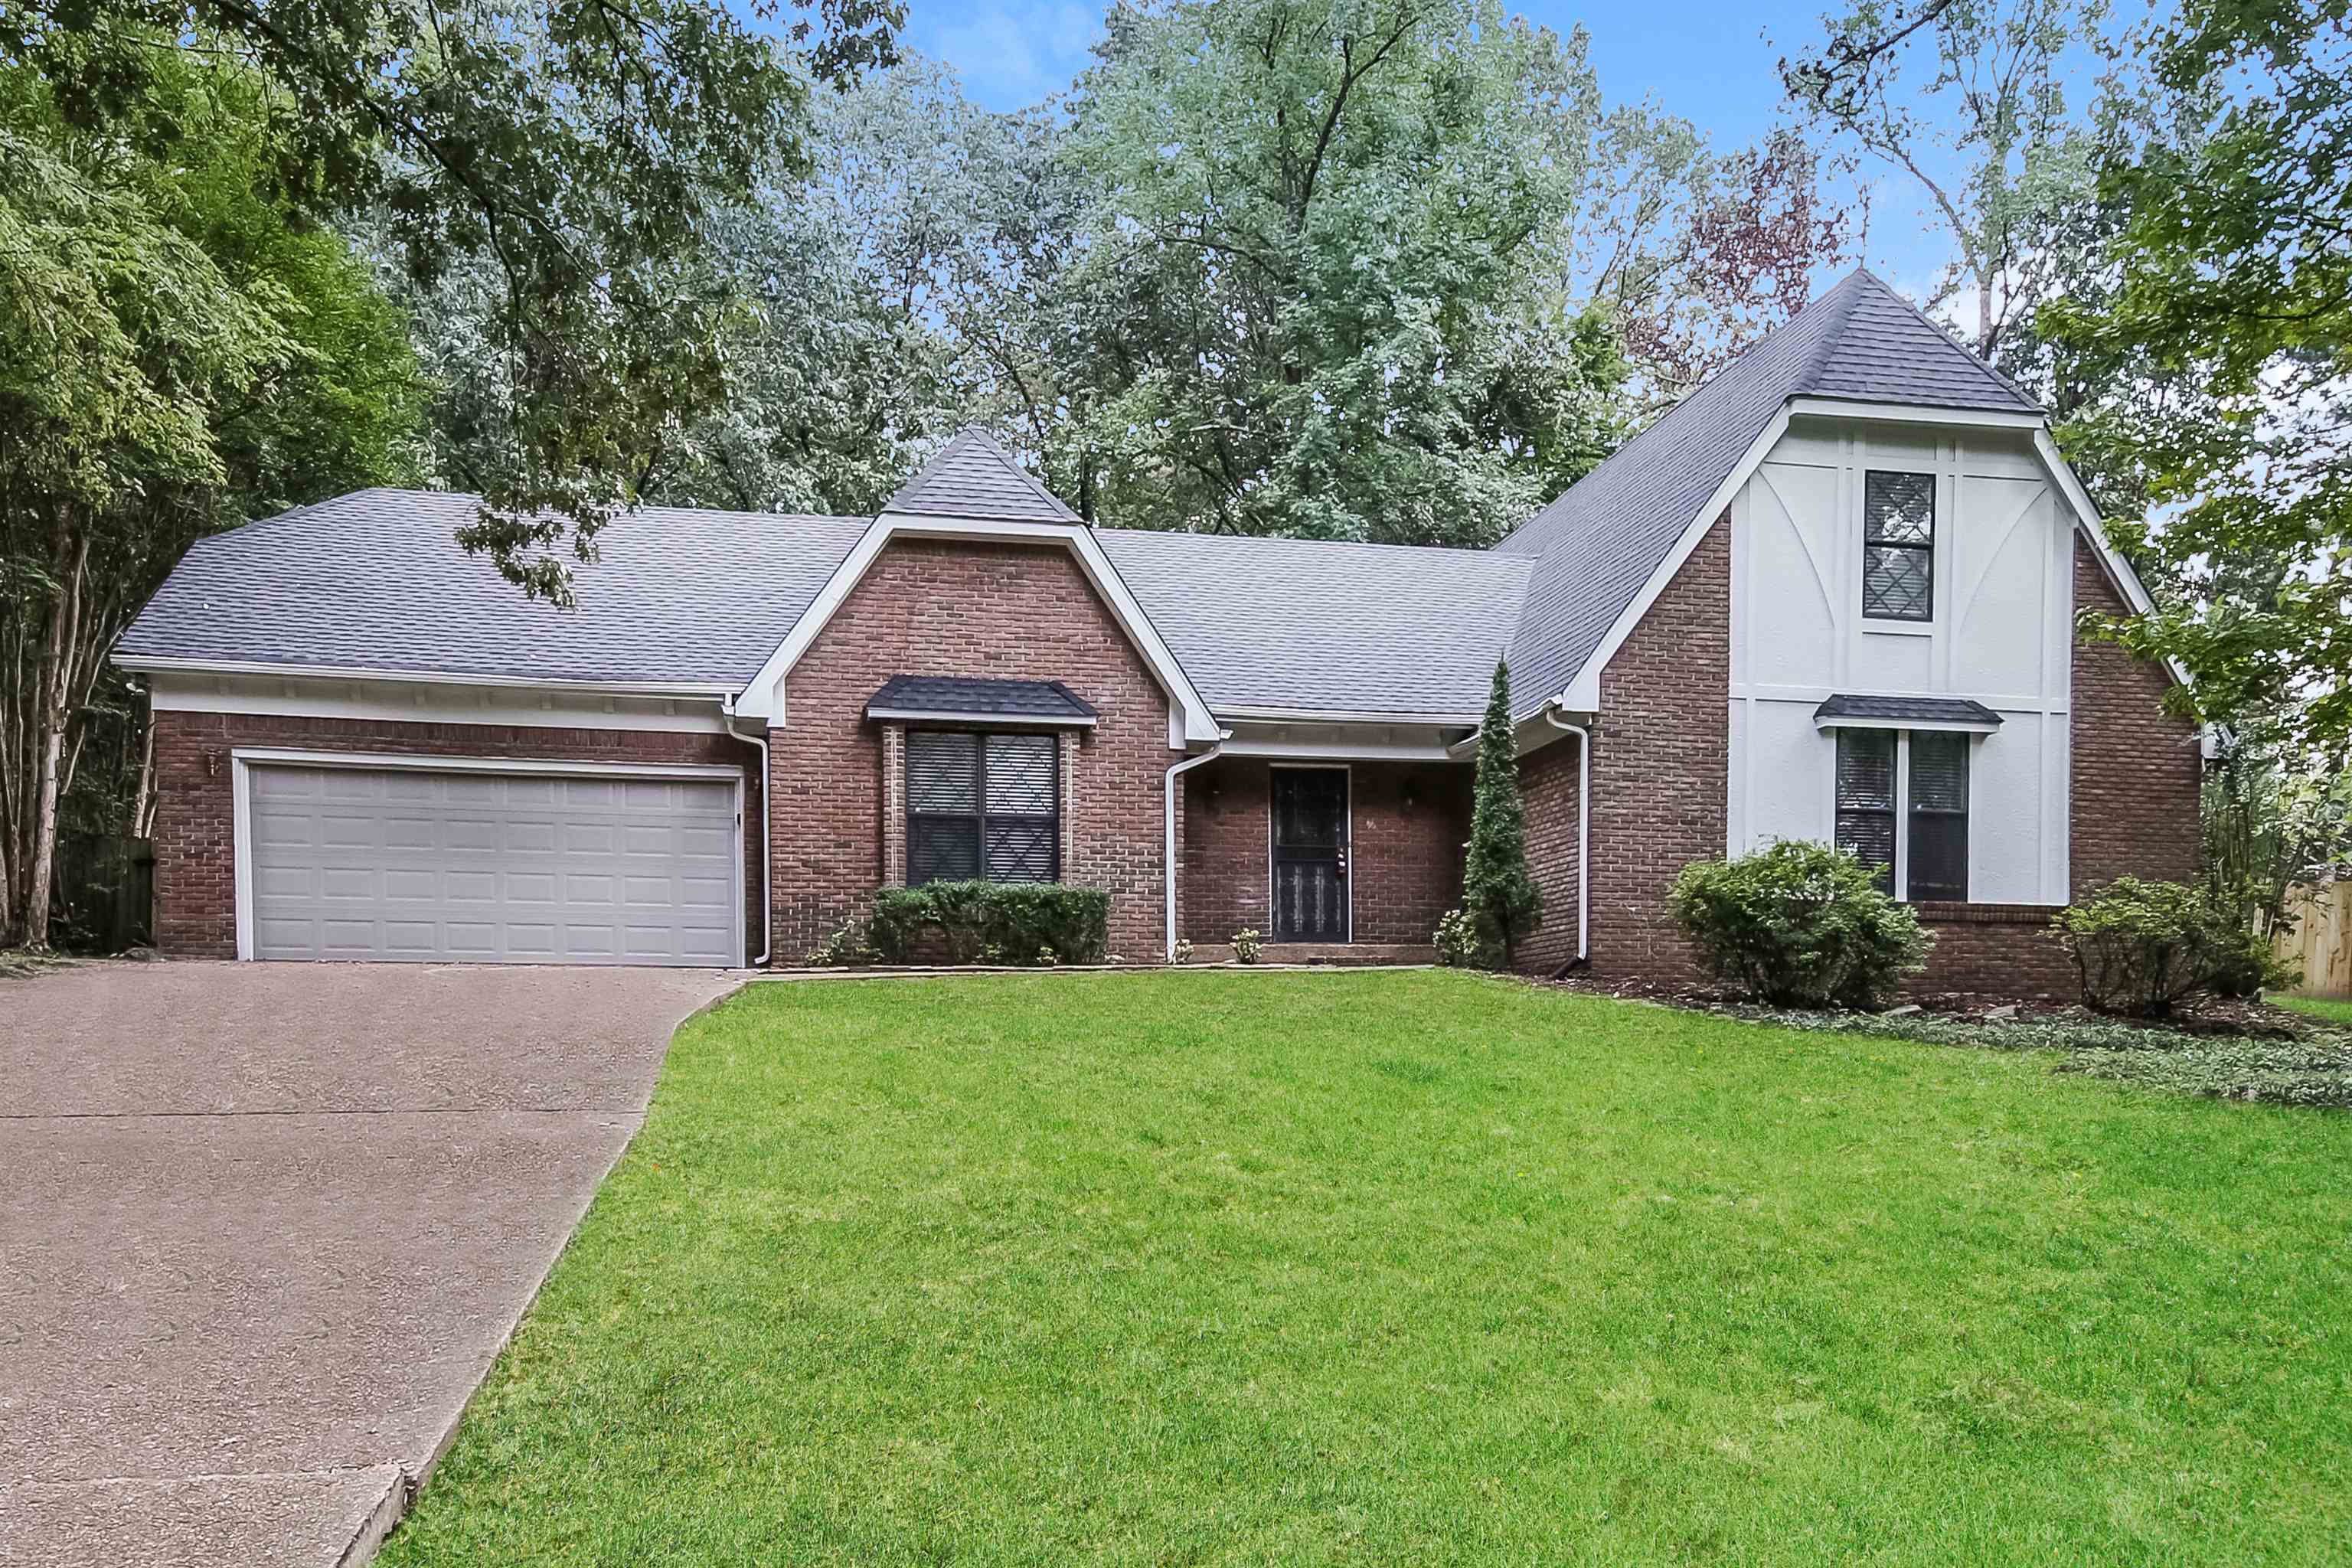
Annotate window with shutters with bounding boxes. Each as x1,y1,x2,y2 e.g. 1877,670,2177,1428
1834,727,1971,900
1862,469,1936,622
906,730,1060,885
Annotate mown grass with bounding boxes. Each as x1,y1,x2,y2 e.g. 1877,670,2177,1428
2278,993,2352,1028
384,972,2352,1566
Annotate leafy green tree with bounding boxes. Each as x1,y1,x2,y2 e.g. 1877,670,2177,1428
1057,0,1628,547
0,49,420,946
2,0,897,600
1779,0,2113,361
2040,0,2352,749
1463,659,1542,968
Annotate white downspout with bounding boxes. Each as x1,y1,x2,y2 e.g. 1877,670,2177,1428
1164,733,1231,959
722,694,773,968
1543,706,1590,966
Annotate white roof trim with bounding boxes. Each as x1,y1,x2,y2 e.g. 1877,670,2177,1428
1551,405,2191,716
732,512,1220,744
113,653,738,698
1787,396,2043,430
1553,404,1795,714
2030,428,2194,690
1217,703,1483,727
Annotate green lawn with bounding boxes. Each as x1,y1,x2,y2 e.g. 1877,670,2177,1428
385,972,2352,1566
2278,992,2352,1027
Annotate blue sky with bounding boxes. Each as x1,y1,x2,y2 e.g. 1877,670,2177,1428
848,0,1967,297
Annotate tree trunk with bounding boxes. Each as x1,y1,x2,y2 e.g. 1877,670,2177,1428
22,523,88,951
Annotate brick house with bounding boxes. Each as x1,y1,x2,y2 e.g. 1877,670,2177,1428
116,271,2204,991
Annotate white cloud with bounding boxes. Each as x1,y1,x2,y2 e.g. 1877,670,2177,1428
915,0,1101,109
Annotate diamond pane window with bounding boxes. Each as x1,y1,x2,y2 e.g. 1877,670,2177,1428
906,730,1060,886
1863,470,1936,622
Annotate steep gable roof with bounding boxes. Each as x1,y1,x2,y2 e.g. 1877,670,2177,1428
116,273,2079,727
1492,269,2037,714
883,427,1080,523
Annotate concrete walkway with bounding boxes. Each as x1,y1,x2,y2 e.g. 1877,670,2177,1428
0,962,740,1567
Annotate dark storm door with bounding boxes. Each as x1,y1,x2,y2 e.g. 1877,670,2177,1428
1269,767,1349,943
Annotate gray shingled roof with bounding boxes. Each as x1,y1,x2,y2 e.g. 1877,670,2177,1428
1815,694,2004,728
867,675,1099,722
1494,270,2037,714
884,428,1080,522
114,488,869,687
1099,529,1530,717
116,273,2040,724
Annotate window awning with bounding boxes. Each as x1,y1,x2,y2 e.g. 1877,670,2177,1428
1812,694,2003,733
867,675,1099,727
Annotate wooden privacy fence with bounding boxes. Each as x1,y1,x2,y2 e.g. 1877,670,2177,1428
2275,883,2352,998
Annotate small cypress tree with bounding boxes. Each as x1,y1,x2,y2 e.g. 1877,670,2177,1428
1463,658,1543,968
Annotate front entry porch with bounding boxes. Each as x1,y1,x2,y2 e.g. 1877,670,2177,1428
1180,753,1469,959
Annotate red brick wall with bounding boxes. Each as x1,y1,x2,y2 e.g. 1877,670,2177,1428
772,538,1174,959
149,710,763,960
1180,756,1468,946
2071,539,2202,894
1909,903,2077,1001
1511,524,2200,995
1573,514,1733,982
1515,733,1585,975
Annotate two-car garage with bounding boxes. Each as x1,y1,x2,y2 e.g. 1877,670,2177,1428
236,753,743,966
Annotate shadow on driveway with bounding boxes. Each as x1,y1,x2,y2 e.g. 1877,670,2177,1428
0,961,739,1567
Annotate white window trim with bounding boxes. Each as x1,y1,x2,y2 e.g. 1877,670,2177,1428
229,747,746,965
1264,763,1353,945
1858,464,1942,633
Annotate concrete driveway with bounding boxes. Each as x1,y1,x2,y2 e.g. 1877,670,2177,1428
0,961,740,1567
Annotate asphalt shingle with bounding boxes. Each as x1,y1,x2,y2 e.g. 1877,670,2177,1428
884,429,1080,523
114,490,870,688
116,273,2040,722
867,675,1099,721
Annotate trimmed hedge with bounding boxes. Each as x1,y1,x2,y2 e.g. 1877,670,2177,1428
867,881,1111,965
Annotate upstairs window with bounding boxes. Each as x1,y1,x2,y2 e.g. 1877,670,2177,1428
1834,728,1971,901
906,730,1060,885
1862,469,1936,622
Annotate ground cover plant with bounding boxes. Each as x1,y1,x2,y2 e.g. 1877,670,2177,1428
384,971,2352,1566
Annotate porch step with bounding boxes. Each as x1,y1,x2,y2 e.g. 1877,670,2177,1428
1187,942,1436,966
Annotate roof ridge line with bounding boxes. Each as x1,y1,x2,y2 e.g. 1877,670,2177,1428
1839,270,2043,413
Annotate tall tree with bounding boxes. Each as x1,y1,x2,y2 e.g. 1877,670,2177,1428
1464,658,1541,968
1575,116,1858,407
2040,0,2352,748
1056,0,1629,547
0,50,420,946
2,0,897,601
1779,0,2111,361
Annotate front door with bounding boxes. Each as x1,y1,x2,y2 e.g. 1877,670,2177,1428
1269,767,1349,943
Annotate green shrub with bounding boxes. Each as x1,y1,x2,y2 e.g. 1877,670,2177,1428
802,916,873,968
1667,841,1932,1008
1432,907,1485,968
2056,877,2259,1016
868,882,1110,965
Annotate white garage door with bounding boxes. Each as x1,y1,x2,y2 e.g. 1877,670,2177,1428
243,762,740,965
